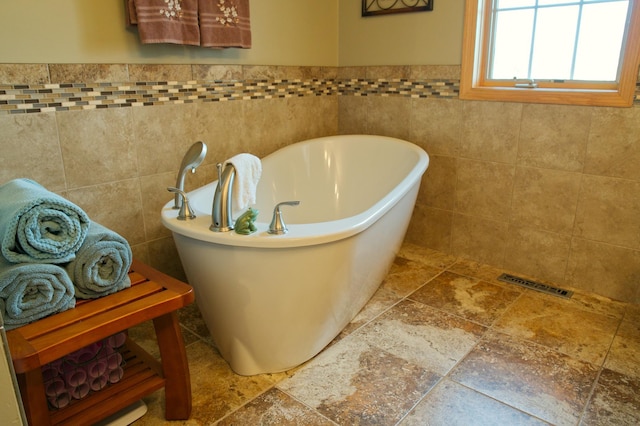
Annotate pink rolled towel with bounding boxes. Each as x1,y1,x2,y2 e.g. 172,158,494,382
107,331,127,349
64,368,87,388
48,390,72,409
45,377,66,398
109,367,124,384
70,382,91,400
86,358,108,379
89,374,109,392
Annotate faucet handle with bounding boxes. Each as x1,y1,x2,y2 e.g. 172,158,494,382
167,187,196,220
268,201,300,235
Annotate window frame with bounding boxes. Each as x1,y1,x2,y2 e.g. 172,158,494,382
460,0,640,107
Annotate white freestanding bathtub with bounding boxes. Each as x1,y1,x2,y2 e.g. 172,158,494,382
161,135,429,375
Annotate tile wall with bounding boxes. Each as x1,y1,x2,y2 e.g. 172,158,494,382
338,65,640,304
1,63,639,304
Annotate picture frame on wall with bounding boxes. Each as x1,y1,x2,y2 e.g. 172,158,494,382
362,0,434,17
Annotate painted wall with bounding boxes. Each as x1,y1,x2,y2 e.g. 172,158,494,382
0,0,338,66
338,0,465,66
0,0,464,67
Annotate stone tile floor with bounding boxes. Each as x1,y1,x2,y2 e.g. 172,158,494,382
130,243,640,425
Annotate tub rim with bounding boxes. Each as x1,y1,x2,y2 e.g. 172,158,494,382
161,135,429,248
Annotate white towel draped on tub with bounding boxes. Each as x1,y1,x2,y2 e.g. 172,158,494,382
223,153,261,217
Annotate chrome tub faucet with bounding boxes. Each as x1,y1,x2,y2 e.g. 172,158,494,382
210,162,236,232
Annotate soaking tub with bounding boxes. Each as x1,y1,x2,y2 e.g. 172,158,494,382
161,135,429,375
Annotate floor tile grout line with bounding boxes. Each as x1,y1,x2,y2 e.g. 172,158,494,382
169,245,638,425
576,314,629,425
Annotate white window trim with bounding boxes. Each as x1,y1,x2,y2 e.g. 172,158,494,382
460,0,640,107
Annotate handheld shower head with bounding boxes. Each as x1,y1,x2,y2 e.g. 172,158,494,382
174,141,208,209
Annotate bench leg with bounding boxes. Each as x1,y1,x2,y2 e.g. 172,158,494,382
153,311,192,420
17,369,51,426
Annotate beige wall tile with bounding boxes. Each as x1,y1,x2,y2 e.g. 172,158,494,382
192,65,243,81
410,65,461,80
575,175,640,250
410,98,462,157
451,213,508,266
566,238,640,302
365,66,411,80
0,113,66,190
517,104,591,172
140,172,182,241
455,158,515,221
366,96,411,140
3,61,640,303
584,106,640,181
511,166,582,234
49,64,128,83
337,66,367,80
338,96,368,134
243,65,282,80
503,226,572,284
461,101,522,164
287,96,338,142
420,154,456,210
132,102,199,177
65,179,145,245
128,64,193,82
240,98,300,157
147,236,186,282
57,108,138,188
0,64,49,84
405,205,452,253
193,100,245,165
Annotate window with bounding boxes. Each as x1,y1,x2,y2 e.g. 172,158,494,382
460,0,640,106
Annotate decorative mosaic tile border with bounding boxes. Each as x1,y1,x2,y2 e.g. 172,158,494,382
3,77,637,115
0,78,460,115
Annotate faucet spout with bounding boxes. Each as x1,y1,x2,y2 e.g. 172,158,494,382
210,162,236,232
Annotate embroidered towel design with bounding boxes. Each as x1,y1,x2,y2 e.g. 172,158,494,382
128,0,200,46
127,0,251,48
199,0,252,48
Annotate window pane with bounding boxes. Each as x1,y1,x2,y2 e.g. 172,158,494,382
496,0,535,8
537,0,577,5
530,6,579,80
574,1,628,80
490,9,534,79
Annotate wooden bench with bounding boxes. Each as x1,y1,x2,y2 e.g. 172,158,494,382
6,259,195,425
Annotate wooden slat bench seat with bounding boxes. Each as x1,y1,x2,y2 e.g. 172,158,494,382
6,259,195,425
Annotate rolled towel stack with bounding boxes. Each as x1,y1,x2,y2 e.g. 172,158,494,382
0,256,75,330
66,222,132,299
0,178,90,264
0,178,133,329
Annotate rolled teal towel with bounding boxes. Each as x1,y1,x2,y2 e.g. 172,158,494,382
0,257,75,330
0,179,90,264
66,222,132,299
